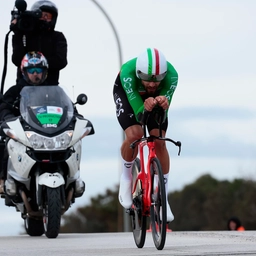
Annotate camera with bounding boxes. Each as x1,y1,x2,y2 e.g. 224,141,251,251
11,0,42,32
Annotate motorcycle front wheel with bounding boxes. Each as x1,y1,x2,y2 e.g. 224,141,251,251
43,187,62,238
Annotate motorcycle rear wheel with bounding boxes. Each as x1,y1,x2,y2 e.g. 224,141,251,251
25,217,44,236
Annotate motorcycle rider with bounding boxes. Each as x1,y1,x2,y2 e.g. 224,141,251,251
0,51,49,193
113,48,178,222
11,0,67,84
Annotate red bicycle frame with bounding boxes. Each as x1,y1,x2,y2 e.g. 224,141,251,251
132,139,156,216
129,110,181,250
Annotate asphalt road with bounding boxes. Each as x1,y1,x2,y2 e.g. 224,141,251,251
1,231,256,255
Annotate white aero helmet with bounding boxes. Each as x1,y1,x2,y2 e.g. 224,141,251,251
136,48,167,82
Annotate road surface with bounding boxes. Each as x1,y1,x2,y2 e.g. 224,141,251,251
1,231,256,255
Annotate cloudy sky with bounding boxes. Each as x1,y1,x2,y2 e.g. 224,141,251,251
0,0,256,235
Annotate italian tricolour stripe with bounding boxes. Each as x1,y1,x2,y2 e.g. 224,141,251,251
146,48,160,76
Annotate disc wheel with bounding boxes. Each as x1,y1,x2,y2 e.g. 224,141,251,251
131,158,147,248
150,157,167,250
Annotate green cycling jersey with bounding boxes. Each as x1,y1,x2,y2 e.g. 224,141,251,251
119,58,178,121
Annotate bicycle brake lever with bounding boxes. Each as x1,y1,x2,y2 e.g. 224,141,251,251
130,138,141,149
176,141,182,156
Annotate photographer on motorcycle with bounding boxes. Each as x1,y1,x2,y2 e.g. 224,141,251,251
0,51,48,193
11,0,67,84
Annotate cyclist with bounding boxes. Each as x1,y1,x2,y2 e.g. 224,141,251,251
113,48,178,222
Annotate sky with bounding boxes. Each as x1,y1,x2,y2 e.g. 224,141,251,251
0,0,256,235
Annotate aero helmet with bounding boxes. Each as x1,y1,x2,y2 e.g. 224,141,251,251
31,0,58,30
136,48,167,82
21,51,48,85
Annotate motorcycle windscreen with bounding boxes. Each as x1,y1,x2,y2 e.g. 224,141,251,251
20,86,74,134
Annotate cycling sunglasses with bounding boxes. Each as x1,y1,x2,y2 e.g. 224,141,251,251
137,70,167,82
26,68,43,74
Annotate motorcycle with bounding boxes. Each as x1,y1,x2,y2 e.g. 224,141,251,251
0,85,95,238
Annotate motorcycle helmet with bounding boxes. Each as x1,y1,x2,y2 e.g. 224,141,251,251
31,0,58,30
136,48,167,82
21,51,48,85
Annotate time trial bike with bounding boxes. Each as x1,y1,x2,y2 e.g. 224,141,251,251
128,109,181,250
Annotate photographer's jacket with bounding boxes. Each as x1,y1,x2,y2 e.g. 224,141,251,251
12,30,67,85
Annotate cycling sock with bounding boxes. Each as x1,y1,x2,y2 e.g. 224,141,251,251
121,159,135,180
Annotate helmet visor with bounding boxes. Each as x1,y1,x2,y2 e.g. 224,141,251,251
137,70,167,82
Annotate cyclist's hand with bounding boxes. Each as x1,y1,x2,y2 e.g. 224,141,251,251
155,96,169,110
144,97,157,111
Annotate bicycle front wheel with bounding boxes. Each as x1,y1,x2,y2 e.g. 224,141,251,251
150,157,167,250
131,158,147,248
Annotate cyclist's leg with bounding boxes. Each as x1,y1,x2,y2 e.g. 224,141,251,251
119,126,143,208
113,75,143,208
121,126,143,160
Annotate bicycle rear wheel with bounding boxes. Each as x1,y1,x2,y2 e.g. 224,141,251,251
130,158,147,248
150,157,167,250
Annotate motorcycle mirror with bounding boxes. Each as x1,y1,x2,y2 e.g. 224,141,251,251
75,94,87,105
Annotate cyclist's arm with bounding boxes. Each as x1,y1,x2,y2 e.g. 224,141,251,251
159,62,178,106
120,59,144,121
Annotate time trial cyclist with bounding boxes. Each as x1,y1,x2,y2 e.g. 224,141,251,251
113,48,178,222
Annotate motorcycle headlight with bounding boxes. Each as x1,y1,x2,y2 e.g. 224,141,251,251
25,131,73,150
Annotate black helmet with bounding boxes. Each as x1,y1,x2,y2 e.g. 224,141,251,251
21,51,48,85
31,0,58,30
